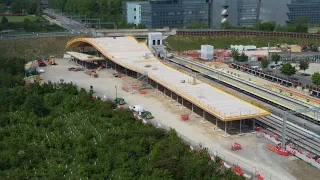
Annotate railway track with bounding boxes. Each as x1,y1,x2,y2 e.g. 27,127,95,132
163,57,320,155
168,57,320,126
257,116,320,155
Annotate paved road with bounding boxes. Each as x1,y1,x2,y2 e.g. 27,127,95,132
44,9,90,33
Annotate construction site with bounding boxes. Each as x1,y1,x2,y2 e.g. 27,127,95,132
25,33,320,180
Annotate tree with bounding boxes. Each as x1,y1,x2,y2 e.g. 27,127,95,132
186,20,208,29
0,3,7,13
1,16,8,24
260,58,270,69
231,48,239,62
299,59,309,74
312,72,320,87
238,52,248,62
295,17,308,33
22,94,48,116
280,63,296,77
271,54,281,64
10,0,24,14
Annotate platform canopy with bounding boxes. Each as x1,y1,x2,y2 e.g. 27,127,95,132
66,51,105,62
66,36,270,121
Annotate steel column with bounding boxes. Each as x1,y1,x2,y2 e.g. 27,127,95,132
281,111,288,149
224,121,227,133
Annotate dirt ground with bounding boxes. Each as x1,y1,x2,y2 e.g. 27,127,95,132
283,156,320,180
39,58,307,180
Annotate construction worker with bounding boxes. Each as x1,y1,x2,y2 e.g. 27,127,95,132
90,86,93,94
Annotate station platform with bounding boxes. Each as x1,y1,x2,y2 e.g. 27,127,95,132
67,36,270,121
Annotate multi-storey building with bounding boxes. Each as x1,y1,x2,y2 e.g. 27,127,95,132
123,0,289,29
123,0,211,28
287,0,320,24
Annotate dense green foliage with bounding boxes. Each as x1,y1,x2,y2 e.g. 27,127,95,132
48,0,147,29
280,63,296,77
0,57,25,88
164,35,319,50
222,17,309,33
0,82,244,179
271,54,281,64
299,59,310,73
312,72,320,87
260,58,270,69
0,16,65,32
1,0,41,15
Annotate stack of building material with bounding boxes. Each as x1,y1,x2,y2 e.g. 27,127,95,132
201,45,214,60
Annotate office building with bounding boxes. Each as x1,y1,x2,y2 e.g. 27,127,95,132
122,1,149,25
123,0,289,29
287,0,320,24
259,0,290,25
123,0,211,28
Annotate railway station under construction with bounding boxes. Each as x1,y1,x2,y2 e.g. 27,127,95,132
66,36,270,134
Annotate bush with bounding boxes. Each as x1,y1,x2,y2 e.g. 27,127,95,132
1,16,8,23
22,95,49,116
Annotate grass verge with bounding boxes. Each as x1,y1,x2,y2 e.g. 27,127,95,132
0,36,72,60
164,35,320,50
0,15,38,22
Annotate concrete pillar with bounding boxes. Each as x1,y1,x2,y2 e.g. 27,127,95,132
156,83,158,90
253,119,255,131
240,120,242,134
176,95,178,102
203,110,205,119
224,121,227,133
215,118,218,126
171,91,173,99
191,103,194,112
182,98,184,106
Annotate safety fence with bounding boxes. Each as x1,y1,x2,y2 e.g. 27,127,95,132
261,128,320,169
176,29,320,40
0,32,91,40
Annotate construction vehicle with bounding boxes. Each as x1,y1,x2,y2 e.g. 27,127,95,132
85,70,98,78
48,58,55,65
301,42,314,52
114,98,126,105
231,142,242,151
129,105,154,119
37,59,46,67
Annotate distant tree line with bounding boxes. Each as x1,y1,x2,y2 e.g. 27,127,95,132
0,0,41,15
48,0,147,29
0,16,64,32
222,17,310,33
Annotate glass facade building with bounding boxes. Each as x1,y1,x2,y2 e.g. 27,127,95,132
287,0,320,24
237,0,261,26
142,0,211,28
123,0,290,29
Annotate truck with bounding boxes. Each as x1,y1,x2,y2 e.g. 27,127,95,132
114,98,126,105
129,105,154,119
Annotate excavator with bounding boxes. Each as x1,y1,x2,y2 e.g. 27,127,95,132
301,42,314,52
